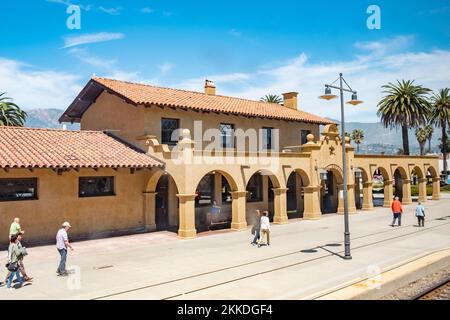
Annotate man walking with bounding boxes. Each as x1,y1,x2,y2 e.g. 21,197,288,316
415,202,426,227
391,196,403,227
56,222,74,276
258,211,271,248
251,210,261,245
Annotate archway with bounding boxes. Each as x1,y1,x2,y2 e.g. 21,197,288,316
320,166,344,214
372,167,392,207
286,169,310,219
354,167,370,210
410,166,426,203
428,166,441,200
194,171,237,233
246,170,281,224
393,166,409,203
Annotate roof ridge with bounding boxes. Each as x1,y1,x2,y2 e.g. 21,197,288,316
92,76,286,108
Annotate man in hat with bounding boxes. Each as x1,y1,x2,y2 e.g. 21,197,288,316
56,221,74,276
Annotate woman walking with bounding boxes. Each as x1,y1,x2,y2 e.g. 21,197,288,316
5,234,25,289
251,210,261,245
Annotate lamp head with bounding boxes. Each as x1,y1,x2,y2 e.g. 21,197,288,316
319,87,338,101
346,93,363,106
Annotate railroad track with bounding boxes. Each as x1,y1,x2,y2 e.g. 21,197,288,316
413,277,450,300
92,216,450,300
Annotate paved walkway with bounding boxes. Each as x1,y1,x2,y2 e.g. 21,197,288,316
1,195,449,300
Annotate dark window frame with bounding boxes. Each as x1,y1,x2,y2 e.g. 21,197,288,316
0,178,38,202
161,118,180,146
79,176,115,198
262,127,274,150
219,123,235,149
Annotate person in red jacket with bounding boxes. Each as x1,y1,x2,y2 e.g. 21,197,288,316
391,196,403,227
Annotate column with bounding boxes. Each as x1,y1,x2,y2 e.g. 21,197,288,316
418,178,428,203
362,182,374,210
337,184,357,215
231,191,248,231
303,186,322,220
273,188,288,224
383,180,393,207
402,179,413,205
177,194,197,239
143,192,157,231
432,177,441,200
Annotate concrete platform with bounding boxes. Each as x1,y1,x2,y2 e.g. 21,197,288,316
0,194,449,300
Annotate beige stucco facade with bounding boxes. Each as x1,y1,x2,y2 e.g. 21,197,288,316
0,90,441,246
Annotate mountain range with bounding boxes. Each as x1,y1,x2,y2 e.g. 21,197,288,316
23,109,441,155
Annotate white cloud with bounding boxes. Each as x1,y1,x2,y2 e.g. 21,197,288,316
158,62,175,75
62,32,125,48
0,58,82,110
229,29,242,37
175,37,450,122
67,47,117,69
141,7,155,14
45,0,92,11
98,6,122,15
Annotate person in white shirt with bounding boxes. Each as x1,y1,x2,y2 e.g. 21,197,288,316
56,221,74,276
258,211,271,247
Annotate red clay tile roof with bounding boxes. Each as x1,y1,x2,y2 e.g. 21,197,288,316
60,76,335,125
0,126,164,169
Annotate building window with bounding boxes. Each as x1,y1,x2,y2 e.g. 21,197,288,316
246,174,263,202
262,127,273,150
195,174,214,207
0,178,37,202
220,123,235,149
161,118,180,146
301,130,311,145
79,177,115,197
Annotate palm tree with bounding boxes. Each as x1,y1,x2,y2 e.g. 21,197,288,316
377,80,431,155
430,88,450,178
415,127,427,156
0,92,27,126
260,94,283,104
351,129,365,153
424,124,434,153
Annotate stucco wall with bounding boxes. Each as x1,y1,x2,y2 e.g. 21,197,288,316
0,168,148,247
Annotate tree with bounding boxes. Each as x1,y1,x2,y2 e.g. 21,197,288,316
415,127,427,156
430,88,450,178
424,124,434,153
377,80,431,155
351,129,365,153
0,92,27,126
260,94,283,104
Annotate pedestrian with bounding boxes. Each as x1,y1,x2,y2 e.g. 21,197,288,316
415,201,426,227
5,234,25,289
251,210,261,245
56,222,74,276
391,196,403,227
16,233,32,282
258,211,271,248
9,217,24,239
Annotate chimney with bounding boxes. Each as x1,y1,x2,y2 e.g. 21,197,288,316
204,79,216,95
282,92,299,110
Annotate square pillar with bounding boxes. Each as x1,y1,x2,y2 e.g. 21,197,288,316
362,182,374,210
273,188,288,224
383,180,393,208
418,178,428,203
303,186,322,220
402,179,413,205
143,192,157,231
177,194,197,239
432,177,441,200
231,191,248,230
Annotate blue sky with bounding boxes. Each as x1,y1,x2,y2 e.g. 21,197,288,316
1,0,450,122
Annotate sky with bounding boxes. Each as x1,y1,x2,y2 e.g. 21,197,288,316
1,0,450,122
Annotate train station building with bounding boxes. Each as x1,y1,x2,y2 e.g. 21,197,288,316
0,77,441,245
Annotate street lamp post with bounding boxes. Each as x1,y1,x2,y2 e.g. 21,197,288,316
319,73,363,260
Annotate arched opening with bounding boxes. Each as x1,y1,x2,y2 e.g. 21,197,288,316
246,170,280,224
354,167,369,210
410,166,426,202
194,171,236,233
155,173,179,232
320,166,344,214
372,167,391,207
393,167,408,202
428,166,441,200
286,169,310,219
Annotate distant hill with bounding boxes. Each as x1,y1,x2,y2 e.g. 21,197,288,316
327,118,441,155
25,109,79,130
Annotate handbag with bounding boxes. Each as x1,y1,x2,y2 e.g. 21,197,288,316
6,261,19,272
